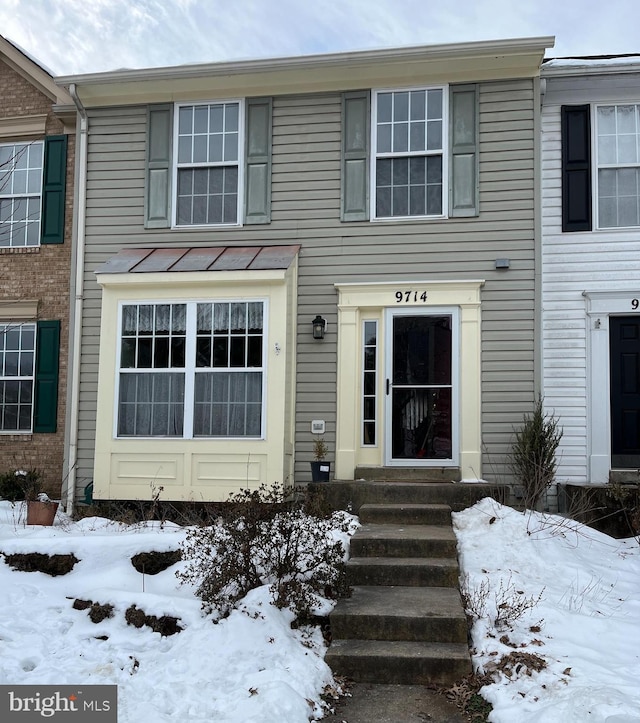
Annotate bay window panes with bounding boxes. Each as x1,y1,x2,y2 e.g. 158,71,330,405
597,105,640,228
118,301,264,438
0,322,35,432
0,141,43,247
176,102,240,226
375,89,444,218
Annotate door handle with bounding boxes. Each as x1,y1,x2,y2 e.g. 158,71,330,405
386,379,390,395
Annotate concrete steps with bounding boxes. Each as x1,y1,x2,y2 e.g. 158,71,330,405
346,556,459,587
324,490,475,685
330,586,468,643
326,639,472,686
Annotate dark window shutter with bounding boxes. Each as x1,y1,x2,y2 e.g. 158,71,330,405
449,84,479,217
145,104,173,228
562,105,592,232
341,91,370,222
34,320,60,433
40,135,67,245
244,97,272,224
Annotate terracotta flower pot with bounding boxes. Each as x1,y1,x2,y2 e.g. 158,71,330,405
26,500,59,526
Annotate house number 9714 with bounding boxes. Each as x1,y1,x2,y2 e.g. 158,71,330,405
395,291,428,303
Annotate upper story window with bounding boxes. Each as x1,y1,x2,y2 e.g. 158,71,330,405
372,88,447,219
174,102,243,227
0,141,43,247
118,301,264,438
596,104,640,228
0,322,35,432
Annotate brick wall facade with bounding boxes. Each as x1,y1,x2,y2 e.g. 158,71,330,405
0,60,74,496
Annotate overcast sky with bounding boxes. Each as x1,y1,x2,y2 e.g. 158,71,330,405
2,0,639,76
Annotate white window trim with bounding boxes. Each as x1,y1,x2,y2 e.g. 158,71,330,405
593,101,640,231
0,140,43,248
0,321,36,434
370,85,449,222
171,99,245,229
114,298,268,440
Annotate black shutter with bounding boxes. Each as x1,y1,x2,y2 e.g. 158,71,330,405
561,105,592,232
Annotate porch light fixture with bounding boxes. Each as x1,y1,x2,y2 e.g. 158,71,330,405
312,315,326,340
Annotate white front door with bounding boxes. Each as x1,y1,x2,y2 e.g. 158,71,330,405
384,307,458,466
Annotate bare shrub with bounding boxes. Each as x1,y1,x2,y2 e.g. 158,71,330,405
176,483,352,619
461,573,544,631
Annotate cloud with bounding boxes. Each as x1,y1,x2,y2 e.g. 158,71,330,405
1,0,639,76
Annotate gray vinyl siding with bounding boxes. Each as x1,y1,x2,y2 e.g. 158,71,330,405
75,80,537,489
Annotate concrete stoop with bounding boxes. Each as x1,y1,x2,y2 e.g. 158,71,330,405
322,483,486,686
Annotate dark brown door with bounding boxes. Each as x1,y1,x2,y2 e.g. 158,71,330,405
610,316,640,467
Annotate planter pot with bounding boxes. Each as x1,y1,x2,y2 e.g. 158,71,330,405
310,461,331,482
26,500,59,526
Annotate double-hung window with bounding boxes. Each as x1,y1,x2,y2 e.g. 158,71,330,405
373,88,446,219
0,141,43,247
0,323,35,432
597,104,640,228
118,301,264,438
175,102,242,226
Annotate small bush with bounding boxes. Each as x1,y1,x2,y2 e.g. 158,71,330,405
511,397,562,509
0,470,26,501
177,483,351,619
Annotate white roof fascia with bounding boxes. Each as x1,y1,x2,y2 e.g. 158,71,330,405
57,36,555,87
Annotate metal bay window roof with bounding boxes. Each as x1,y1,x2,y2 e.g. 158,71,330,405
95,245,300,275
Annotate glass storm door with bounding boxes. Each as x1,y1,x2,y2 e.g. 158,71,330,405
385,310,456,465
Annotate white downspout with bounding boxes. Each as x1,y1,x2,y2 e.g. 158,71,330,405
63,83,88,514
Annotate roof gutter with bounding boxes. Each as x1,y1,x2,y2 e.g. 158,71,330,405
63,82,88,514
542,60,640,78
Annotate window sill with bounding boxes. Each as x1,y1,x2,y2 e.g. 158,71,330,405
171,223,243,230
0,246,41,255
370,214,448,223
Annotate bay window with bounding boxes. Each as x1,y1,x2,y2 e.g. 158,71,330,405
118,301,264,438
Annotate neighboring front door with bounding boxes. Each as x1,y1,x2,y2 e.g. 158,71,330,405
610,316,640,468
385,309,457,465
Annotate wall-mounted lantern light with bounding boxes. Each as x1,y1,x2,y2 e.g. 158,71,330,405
312,315,326,340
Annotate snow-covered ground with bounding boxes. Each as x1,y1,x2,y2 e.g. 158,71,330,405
454,498,640,723
0,501,354,723
0,497,638,722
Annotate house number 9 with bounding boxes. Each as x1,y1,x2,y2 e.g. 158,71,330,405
395,291,428,303
633,299,639,310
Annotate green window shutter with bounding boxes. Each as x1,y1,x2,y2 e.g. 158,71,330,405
33,320,60,433
341,91,370,222
40,135,68,244
449,84,479,218
244,97,272,224
145,104,173,228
